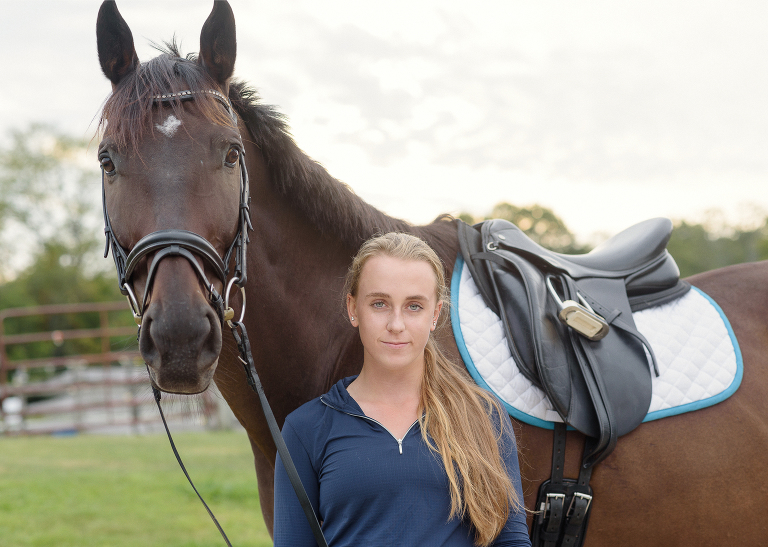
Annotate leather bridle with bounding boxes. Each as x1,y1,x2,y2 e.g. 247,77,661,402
100,89,328,547
101,89,252,329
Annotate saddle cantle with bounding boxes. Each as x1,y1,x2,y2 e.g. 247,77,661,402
458,217,690,465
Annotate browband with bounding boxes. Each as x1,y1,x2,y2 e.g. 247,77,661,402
151,89,236,122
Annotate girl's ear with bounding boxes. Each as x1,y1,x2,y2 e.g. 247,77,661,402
346,294,357,326
431,300,443,331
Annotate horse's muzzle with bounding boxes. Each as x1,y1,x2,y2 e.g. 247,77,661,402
139,284,223,394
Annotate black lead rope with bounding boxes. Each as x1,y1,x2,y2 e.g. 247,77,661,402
105,88,326,545
149,365,233,547
147,321,328,547
230,320,329,547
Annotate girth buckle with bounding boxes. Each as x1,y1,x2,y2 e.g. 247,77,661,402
567,492,592,517
541,492,565,519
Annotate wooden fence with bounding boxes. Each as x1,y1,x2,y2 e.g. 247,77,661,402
0,302,224,435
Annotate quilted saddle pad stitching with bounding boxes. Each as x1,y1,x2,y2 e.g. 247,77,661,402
450,255,743,430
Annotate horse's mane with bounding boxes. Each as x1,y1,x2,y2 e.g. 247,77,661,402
229,81,457,253
98,42,457,259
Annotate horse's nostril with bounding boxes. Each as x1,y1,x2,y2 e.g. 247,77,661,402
139,316,158,364
138,299,222,394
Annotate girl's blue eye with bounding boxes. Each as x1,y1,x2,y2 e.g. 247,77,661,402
372,301,385,308
408,303,423,311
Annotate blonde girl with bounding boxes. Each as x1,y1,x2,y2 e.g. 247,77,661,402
274,232,530,547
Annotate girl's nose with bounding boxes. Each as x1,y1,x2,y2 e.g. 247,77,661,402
388,310,405,333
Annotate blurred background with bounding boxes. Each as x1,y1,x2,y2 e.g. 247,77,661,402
0,0,766,544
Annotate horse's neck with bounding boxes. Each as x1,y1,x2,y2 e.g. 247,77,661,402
243,155,366,401
240,140,460,409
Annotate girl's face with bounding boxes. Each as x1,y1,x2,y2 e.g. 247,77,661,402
347,255,443,374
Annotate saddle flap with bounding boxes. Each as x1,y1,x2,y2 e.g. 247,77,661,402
458,219,665,464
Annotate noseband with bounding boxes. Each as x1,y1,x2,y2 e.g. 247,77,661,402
101,89,253,327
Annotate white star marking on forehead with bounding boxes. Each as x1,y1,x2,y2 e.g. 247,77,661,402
155,115,182,137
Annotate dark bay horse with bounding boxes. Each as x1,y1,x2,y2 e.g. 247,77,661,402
95,2,768,545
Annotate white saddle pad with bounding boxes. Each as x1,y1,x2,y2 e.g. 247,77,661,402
450,256,743,429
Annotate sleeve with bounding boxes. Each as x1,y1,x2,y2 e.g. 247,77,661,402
273,419,323,547
491,411,533,547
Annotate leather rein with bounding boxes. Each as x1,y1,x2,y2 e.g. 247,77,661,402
101,90,327,547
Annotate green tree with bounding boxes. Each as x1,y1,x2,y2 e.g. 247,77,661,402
0,125,121,307
0,126,125,378
667,218,768,277
461,202,591,254
0,125,106,284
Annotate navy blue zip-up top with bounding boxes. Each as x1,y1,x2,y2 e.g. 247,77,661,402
274,376,531,547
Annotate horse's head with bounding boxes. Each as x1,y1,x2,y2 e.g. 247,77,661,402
96,1,248,394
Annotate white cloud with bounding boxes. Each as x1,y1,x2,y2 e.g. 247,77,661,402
1,0,766,242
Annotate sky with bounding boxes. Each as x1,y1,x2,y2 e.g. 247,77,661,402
1,0,766,244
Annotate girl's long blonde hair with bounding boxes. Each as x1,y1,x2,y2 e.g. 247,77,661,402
345,232,524,547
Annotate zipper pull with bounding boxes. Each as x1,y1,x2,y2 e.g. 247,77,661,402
397,438,403,454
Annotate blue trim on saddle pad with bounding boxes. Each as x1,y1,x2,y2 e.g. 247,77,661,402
450,255,744,430
642,287,743,422
450,255,557,429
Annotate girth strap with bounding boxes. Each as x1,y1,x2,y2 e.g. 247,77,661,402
542,423,568,547
533,423,594,547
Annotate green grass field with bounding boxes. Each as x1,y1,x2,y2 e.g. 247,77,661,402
0,431,273,546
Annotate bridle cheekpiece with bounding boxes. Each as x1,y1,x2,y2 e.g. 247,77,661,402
101,89,253,329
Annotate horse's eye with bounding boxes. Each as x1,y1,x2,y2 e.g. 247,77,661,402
100,156,115,174
225,147,240,166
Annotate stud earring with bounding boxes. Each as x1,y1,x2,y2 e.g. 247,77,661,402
350,317,355,322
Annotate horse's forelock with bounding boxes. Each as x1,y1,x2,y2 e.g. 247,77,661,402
98,43,234,150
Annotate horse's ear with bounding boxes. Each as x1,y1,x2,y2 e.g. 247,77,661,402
199,0,237,88
96,1,139,86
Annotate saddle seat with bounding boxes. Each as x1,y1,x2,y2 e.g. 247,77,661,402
485,217,682,298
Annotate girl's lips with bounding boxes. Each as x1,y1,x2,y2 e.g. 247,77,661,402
382,341,408,348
